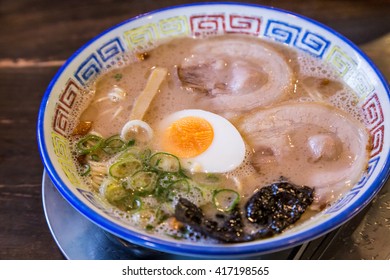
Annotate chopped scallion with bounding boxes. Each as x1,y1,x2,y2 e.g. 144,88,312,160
109,158,142,179
212,189,240,212
129,171,157,195
102,135,127,154
168,179,190,198
149,152,181,173
80,164,90,176
76,134,103,155
105,182,129,204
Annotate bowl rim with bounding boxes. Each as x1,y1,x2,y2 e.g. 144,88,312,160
37,1,390,257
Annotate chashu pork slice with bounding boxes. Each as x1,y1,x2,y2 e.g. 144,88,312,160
237,102,371,209
178,37,294,112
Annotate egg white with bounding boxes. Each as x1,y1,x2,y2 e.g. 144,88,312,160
157,109,246,173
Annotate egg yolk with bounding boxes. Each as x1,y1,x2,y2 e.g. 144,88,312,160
162,116,214,158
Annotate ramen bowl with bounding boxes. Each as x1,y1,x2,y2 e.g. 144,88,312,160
37,3,390,258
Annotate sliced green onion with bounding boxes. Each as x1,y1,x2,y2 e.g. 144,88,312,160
212,189,240,212
80,164,90,176
77,134,103,155
105,182,129,204
90,154,100,162
102,135,127,154
168,179,190,198
104,182,142,212
193,173,222,186
158,172,180,187
166,233,184,240
149,152,181,173
127,139,136,147
155,172,181,200
189,185,205,199
145,224,154,231
155,207,170,224
155,184,169,201
130,196,142,212
118,146,141,160
140,149,152,164
129,171,157,195
166,227,189,240
109,158,142,179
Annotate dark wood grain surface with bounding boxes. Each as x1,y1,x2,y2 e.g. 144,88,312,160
0,0,389,260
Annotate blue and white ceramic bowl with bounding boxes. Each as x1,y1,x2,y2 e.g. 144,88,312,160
37,3,390,258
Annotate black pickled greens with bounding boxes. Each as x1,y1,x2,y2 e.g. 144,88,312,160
76,133,134,156
175,181,314,243
175,198,255,243
245,181,314,233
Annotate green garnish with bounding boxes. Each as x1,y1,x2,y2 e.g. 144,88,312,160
212,189,240,212
118,146,141,160
104,182,142,212
149,152,181,173
113,73,123,81
105,182,129,203
80,164,91,176
102,134,128,154
145,224,154,231
206,174,220,183
168,179,190,198
130,196,142,212
156,207,170,224
76,131,237,228
109,158,142,179
90,154,100,162
155,172,182,201
129,171,158,195
127,139,136,146
77,134,103,155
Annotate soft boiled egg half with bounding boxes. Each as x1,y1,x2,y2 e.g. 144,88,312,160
155,109,246,173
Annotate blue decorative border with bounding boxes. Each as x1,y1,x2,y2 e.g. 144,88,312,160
325,156,381,214
97,37,125,62
74,36,125,86
264,20,301,44
264,19,330,58
74,54,102,86
325,190,361,214
352,156,380,191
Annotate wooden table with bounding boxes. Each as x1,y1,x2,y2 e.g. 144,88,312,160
0,0,389,260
